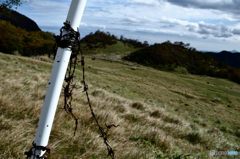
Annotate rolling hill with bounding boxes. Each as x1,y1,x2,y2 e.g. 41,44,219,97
0,52,240,158
123,42,240,84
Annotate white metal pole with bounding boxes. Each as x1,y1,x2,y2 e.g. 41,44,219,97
30,0,87,158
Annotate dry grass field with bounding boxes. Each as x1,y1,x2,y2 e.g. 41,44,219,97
0,52,240,159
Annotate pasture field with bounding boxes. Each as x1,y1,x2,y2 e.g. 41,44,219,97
0,52,240,158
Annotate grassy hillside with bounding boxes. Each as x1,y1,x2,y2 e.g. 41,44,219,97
82,41,140,56
0,52,240,158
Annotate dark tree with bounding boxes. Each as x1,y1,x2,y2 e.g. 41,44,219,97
0,0,23,9
0,0,24,16
120,35,124,41
143,41,149,47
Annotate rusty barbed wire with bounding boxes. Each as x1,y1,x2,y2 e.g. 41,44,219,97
80,48,120,159
52,21,119,158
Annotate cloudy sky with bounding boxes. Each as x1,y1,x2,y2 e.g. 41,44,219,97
14,0,240,52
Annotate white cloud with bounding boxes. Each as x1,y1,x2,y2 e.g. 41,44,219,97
27,0,69,13
91,24,106,30
126,0,161,6
80,22,87,27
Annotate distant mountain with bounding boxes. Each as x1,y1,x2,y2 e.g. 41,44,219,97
202,50,239,53
206,51,240,68
0,8,41,32
230,50,239,53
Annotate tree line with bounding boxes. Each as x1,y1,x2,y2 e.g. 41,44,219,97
119,35,149,48
0,20,55,56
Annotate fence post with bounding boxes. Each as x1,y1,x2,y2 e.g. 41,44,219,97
30,0,87,158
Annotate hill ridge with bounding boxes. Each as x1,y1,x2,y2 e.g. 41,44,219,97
0,8,41,31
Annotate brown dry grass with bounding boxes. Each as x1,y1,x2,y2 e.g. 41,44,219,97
0,52,240,158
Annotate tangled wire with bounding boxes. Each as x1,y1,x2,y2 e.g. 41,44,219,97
53,21,119,158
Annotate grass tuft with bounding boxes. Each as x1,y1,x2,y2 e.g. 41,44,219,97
114,105,126,113
182,132,206,145
131,102,145,110
149,110,162,118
